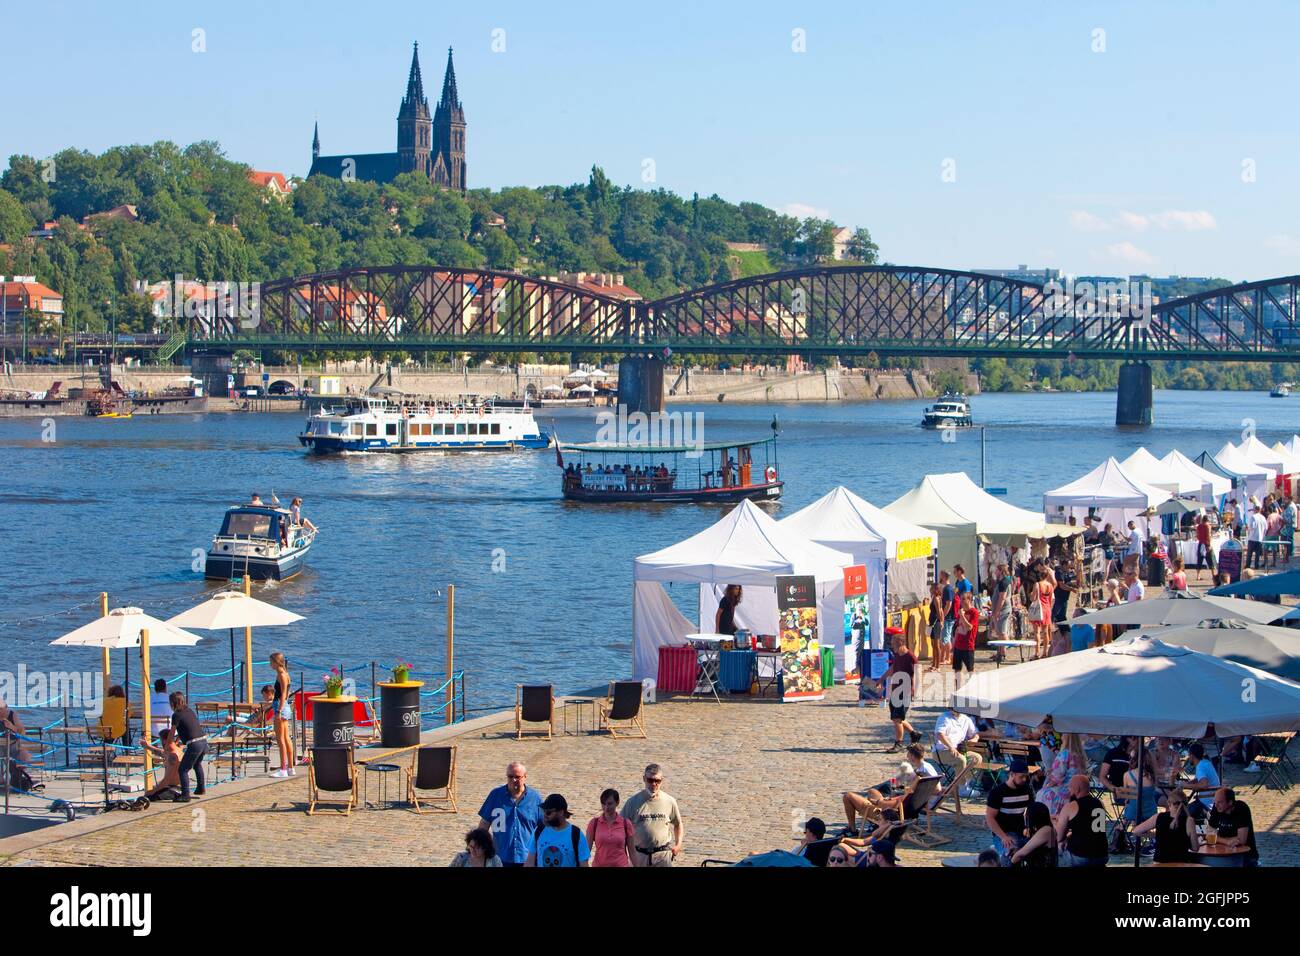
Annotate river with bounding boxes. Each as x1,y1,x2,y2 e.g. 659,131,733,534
0,389,1292,715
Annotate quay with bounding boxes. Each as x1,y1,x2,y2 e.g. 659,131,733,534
3,652,1296,868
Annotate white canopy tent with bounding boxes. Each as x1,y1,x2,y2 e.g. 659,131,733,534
1161,449,1231,507
1042,457,1169,537
1234,435,1300,477
632,499,852,680
1213,443,1275,500
1283,435,1300,457
781,486,937,667
885,472,1066,588
1120,447,1200,496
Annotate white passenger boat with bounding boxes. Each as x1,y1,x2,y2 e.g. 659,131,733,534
298,395,552,453
921,393,974,429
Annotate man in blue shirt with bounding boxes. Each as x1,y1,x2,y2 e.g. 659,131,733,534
526,793,591,867
478,761,543,867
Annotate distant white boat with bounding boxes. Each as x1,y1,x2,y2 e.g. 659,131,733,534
1270,382,1291,398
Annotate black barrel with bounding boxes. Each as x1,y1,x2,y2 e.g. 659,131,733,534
312,696,356,749
379,682,423,748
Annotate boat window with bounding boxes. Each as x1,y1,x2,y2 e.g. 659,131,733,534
221,513,272,538
351,423,363,436
366,423,378,437
491,423,501,435
456,423,466,435
431,423,444,435
386,423,398,436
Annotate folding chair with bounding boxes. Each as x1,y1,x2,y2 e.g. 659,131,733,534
1250,732,1294,793
306,747,358,816
351,699,381,745
405,745,458,813
966,739,1007,793
515,684,555,740
928,764,970,822
897,776,951,848
800,837,840,866
598,681,648,739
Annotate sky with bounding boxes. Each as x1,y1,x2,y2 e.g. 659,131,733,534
5,0,1300,281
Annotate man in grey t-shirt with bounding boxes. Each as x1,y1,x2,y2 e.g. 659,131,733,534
622,763,683,867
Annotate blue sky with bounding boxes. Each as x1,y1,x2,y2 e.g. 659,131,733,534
6,1,1300,280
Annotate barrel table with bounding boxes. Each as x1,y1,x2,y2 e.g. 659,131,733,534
312,695,357,750
377,681,424,748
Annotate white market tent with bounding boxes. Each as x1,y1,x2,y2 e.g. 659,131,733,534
1234,435,1300,476
1042,457,1169,535
1120,447,1200,496
1270,441,1300,474
885,472,1065,587
1283,435,1300,457
632,499,852,680
1161,449,1231,506
781,486,937,662
1213,443,1275,500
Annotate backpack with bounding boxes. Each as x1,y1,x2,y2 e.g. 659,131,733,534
534,822,582,866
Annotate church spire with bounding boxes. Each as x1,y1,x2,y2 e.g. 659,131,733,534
403,41,427,109
439,46,460,110
312,120,320,159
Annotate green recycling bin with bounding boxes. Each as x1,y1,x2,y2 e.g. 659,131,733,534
820,645,836,689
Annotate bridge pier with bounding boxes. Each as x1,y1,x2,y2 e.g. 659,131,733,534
617,356,665,414
191,352,234,399
1116,361,1153,427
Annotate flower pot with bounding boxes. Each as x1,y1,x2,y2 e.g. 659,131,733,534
325,685,342,699
393,670,409,684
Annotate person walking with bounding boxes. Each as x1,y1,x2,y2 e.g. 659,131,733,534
586,788,635,867
168,691,207,802
882,633,919,753
1194,515,1216,580
622,763,683,866
478,761,544,867
1246,505,1267,569
526,794,591,867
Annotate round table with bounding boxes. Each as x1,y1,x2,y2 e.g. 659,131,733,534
364,762,402,810
1191,843,1252,867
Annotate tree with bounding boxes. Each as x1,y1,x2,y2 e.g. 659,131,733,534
846,227,879,263
0,188,33,243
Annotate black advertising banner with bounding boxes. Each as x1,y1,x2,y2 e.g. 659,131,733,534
776,574,817,610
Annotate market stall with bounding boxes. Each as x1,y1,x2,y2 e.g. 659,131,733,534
1042,457,1170,540
632,499,852,688
884,472,1072,591
1119,447,1200,497
1161,449,1231,509
781,486,937,672
1210,443,1276,502
1234,436,1300,495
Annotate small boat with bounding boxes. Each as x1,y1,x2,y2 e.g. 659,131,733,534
921,393,973,429
1270,383,1292,398
559,435,783,504
205,505,316,581
298,394,552,453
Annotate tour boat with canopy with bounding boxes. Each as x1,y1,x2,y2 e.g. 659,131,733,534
298,393,552,453
558,435,783,503
205,504,317,581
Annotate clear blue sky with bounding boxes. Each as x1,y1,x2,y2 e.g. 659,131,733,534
6,1,1300,281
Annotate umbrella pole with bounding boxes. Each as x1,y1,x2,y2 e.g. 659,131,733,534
243,576,254,704
1133,736,1145,868
141,629,152,790
229,628,237,781
123,648,130,747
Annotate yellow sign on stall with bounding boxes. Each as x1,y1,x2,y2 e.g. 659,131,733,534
896,536,933,562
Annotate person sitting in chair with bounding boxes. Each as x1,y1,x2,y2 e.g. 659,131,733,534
140,728,185,803
842,744,938,836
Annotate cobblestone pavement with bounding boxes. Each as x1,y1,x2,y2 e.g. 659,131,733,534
5,655,1297,867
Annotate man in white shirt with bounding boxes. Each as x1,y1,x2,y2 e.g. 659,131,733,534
933,707,983,782
1123,567,1145,603
149,678,171,739
1125,520,1144,568
1246,506,1268,569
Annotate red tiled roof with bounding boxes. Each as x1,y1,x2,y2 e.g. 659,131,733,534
248,170,290,192
1,280,63,309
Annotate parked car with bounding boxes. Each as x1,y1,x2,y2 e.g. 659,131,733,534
242,386,264,398
267,381,295,395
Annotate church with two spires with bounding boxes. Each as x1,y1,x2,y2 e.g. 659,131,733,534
309,42,466,191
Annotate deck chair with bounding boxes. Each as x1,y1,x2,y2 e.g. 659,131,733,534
405,745,458,813
801,837,839,867
88,696,127,744
515,684,555,740
896,775,950,848
351,699,380,745
598,681,647,739
306,747,358,816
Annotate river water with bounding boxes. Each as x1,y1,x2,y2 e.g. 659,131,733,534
0,389,1292,714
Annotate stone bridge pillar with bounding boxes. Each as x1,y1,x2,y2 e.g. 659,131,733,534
1116,360,1153,426
617,356,665,414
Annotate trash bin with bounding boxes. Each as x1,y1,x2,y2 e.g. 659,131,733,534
1147,557,1166,587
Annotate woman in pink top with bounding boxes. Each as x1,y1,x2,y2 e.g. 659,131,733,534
586,788,635,867
1168,556,1188,591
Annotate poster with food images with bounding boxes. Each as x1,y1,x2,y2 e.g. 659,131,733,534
841,565,868,684
776,574,823,702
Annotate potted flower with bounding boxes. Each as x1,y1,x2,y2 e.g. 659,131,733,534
391,661,413,683
323,668,345,698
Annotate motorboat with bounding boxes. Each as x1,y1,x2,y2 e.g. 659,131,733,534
205,504,316,581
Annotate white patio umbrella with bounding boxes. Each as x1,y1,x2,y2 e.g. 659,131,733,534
1127,619,1300,681
585,369,609,380
1071,591,1289,627
167,589,303,707
51,607,203,798
570,383,596,395
952,634,1300,865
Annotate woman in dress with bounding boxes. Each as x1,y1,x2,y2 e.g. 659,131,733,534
450,828,503,867
1033,565,1055,659
268,651,295,777
1121,739,1159,825
585,788,635,867
1035,733,1090,817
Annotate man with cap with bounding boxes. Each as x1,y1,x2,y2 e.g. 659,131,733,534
859,838,898,868
525,793,590,867
622,763,684,866
793,817,827,858
985,757,1034,861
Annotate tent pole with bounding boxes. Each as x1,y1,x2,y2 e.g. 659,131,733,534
1133,736,1145,868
